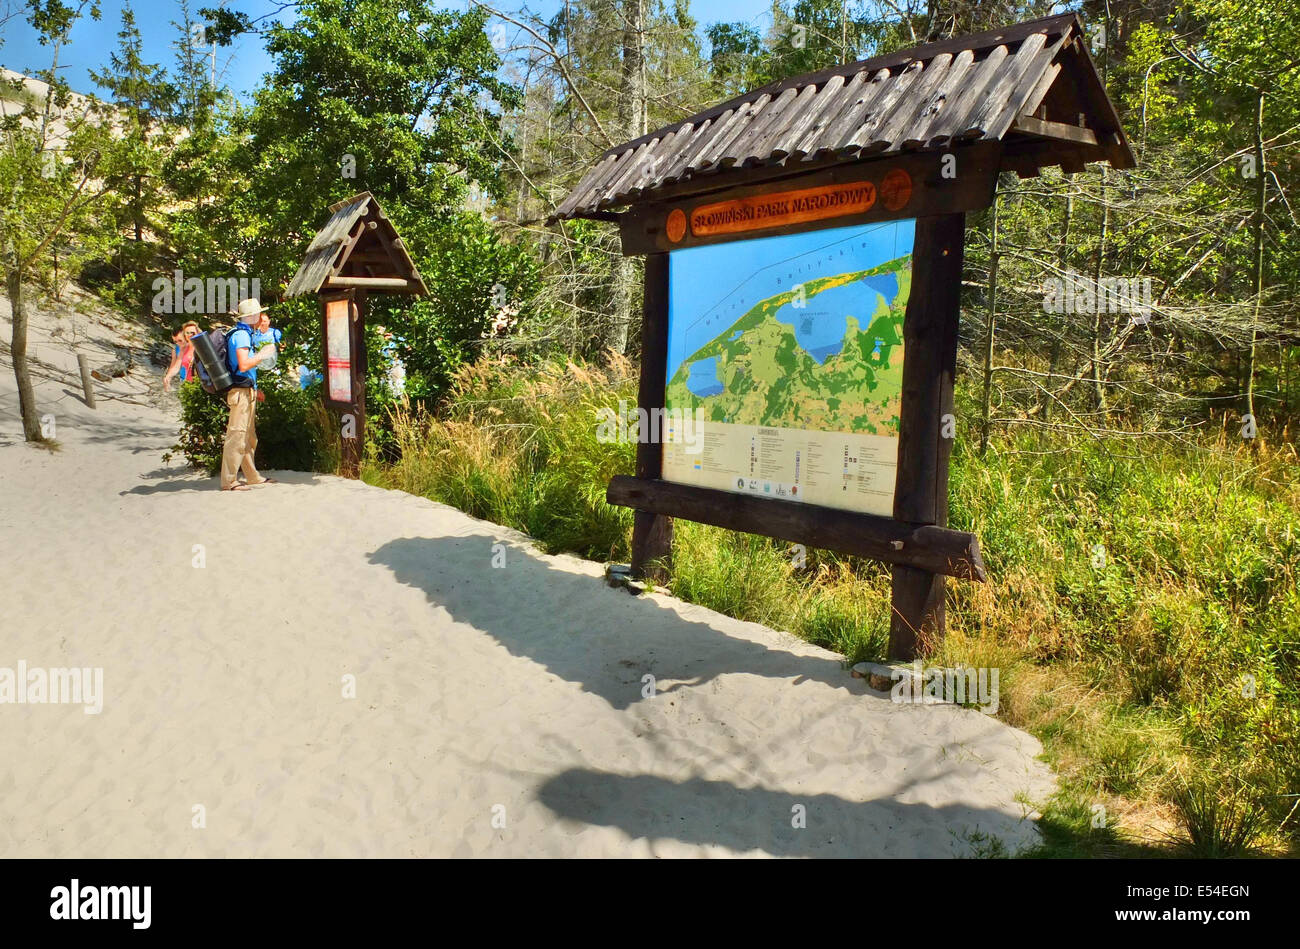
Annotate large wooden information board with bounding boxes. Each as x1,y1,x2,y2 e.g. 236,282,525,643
553,14,1136,659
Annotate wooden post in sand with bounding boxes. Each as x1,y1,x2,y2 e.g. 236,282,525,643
629,254,672,583
342,290,368,479
887,213,965,660
76,354,96,408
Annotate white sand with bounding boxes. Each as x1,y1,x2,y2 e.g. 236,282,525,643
1,301,1056,857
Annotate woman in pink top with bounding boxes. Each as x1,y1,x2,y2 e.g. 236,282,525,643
163,321,200,393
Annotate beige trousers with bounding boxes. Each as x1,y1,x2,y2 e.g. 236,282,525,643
220,387,262,489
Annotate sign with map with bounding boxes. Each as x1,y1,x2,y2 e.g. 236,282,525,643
662,219,914,517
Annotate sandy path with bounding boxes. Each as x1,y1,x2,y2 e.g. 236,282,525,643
1,334,1056,857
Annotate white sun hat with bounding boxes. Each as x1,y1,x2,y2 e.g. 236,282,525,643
233,297,270,321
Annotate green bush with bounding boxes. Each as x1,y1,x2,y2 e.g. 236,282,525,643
173,374,335,476
372,356,638,559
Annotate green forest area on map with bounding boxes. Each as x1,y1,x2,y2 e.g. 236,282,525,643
665,255,911,435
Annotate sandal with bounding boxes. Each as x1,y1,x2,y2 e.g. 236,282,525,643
248,477,278,486
222,483,252,492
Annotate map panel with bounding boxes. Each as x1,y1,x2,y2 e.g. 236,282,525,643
662,220,914,516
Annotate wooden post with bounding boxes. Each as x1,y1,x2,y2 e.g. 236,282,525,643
629,253,672,583
340,290,367,478
76,353,95,408
888,213,965,660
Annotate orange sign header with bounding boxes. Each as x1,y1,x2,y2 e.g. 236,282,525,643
684,178,896,239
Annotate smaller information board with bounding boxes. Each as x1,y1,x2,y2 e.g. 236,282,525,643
324,297,353,405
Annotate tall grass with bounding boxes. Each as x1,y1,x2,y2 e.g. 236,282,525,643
371,355,1300,854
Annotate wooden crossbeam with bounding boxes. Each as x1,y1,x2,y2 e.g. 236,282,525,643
322,276,417,290
330,220,368,277
607,476,986,581
1011,113,1099,146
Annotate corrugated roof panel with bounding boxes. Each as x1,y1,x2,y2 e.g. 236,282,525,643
803,68,890,162
901,48,976,148
693,94,772,175
284,195,371,298
856,56,949,154
964,30,1051,138
985,31,1072,140
719,86,800,169
549,13,1135,222
768,72,846,161
659,114,720,184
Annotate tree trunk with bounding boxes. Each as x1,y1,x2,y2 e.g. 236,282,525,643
979,179,1001,456
1245,90,1265,426
1090,170,1110,417
609,254,635,356
1042,187,1073,424
1089,14,1111,419
133,174,143,243
7,266,43,442
607,0,647,356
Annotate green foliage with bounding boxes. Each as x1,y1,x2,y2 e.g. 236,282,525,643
0,12,120,282
227,0,517,281
1171,776,1268,857
89,3,178,310
372,357,638,558
161,0,534,414
381,211,543,400
707,0,1016,89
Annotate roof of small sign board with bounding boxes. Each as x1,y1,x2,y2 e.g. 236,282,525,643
284,191,428,298
551,13,1134,223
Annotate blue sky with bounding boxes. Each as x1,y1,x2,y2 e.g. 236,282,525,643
0,0,776,100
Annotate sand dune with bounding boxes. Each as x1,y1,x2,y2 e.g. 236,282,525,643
1,305,1056,857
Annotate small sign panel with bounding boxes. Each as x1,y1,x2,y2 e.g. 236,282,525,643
325,297,353,404
688,181,879,238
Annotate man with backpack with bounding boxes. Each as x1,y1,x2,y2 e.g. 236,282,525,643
221,298,278,492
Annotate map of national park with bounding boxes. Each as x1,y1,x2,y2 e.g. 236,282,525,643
661,220,914,517
665,258,909,435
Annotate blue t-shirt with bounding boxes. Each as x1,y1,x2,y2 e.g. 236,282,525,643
250,327,281,372
227,323,256,387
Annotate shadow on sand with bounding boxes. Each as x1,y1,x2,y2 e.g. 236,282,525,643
121,469,325,495
535,769,1038,857
368,534,872,712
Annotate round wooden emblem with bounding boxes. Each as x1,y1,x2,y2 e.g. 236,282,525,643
666,208,687,243
880,169,913,212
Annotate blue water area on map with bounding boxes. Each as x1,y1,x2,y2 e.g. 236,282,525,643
666,218,915,382
685,356,725,397
861,271,898,301
771,278,892,365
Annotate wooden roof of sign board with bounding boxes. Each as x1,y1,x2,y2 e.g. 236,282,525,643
550,13,1134,222
284,191,429,298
